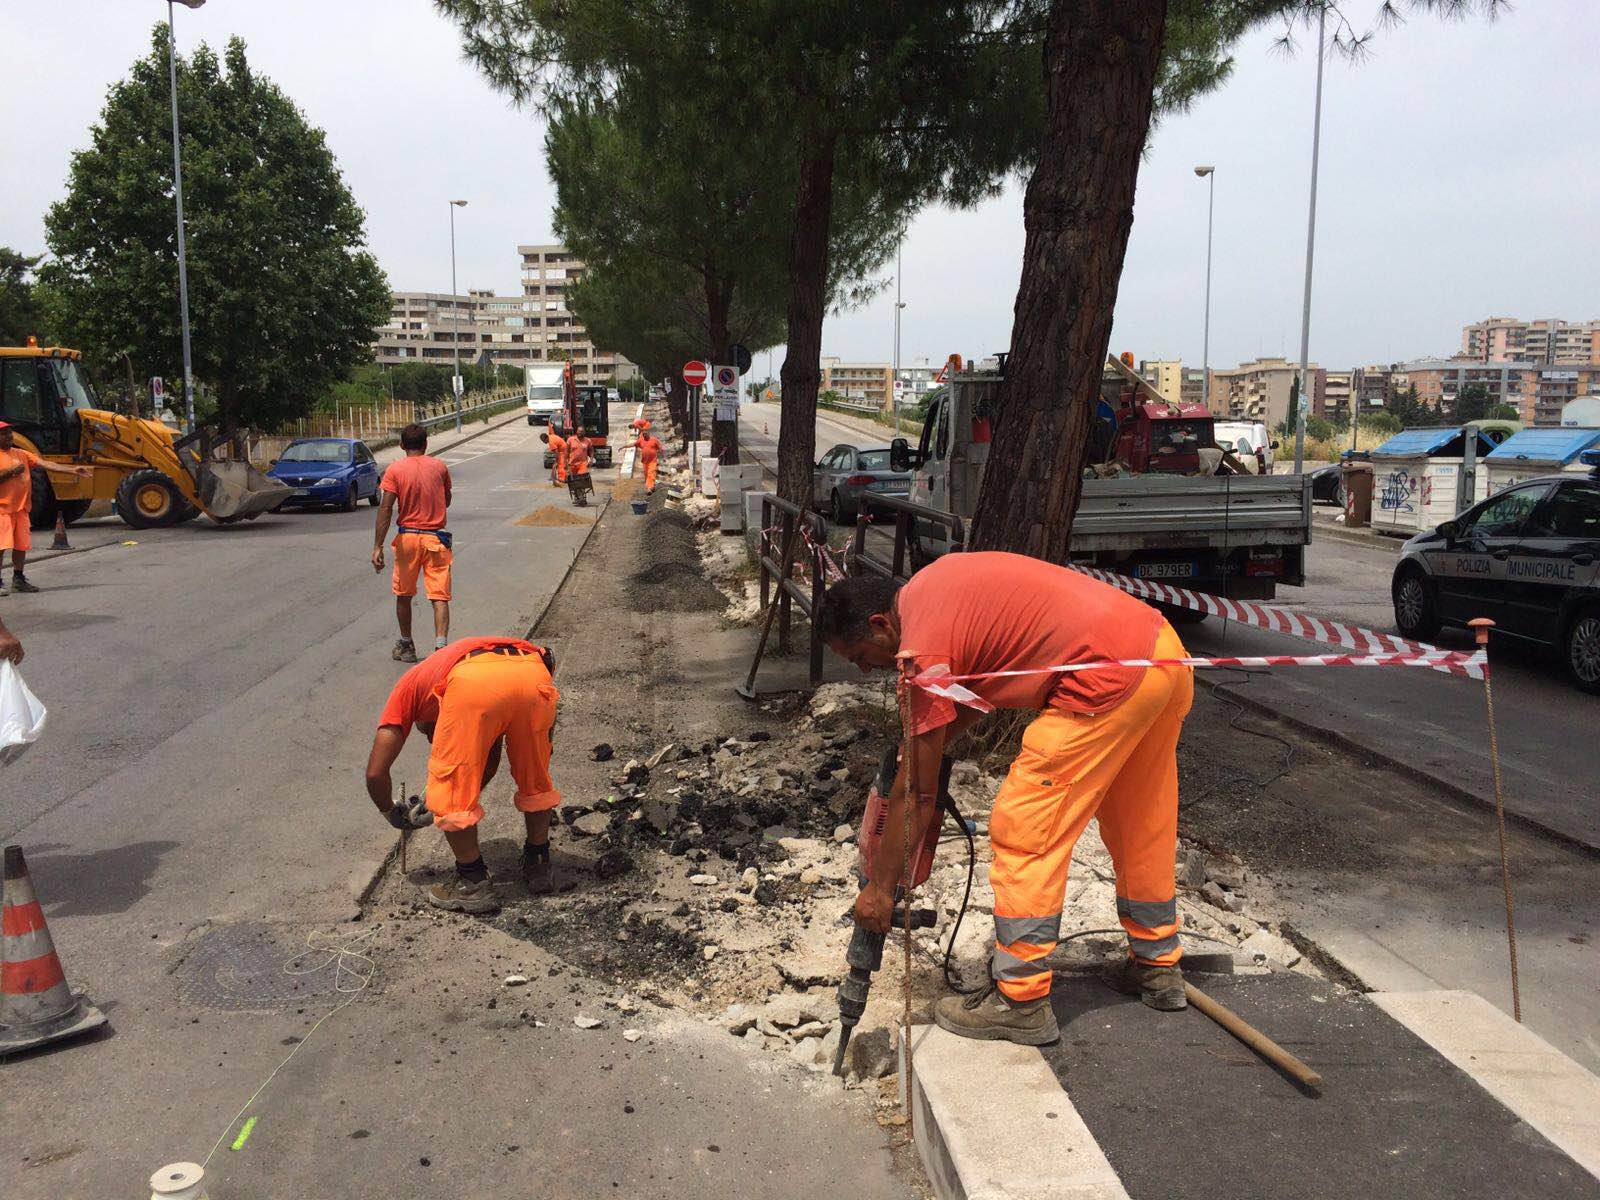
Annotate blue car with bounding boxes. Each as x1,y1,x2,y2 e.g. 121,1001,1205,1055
266,438,381,510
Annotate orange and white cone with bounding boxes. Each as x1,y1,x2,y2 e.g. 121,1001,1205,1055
0,845,107,1052
51,512,70,551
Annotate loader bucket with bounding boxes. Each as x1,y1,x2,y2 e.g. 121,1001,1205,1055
196,459,292,521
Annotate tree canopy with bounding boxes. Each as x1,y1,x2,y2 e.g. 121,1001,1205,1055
42,28,390,431
0,249,47,347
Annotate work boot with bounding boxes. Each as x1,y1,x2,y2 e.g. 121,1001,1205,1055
11,574,39,594
424,874,500,914
392,638,417,664
521,845,573,896
1102,955,1188,1011
933,985,1059,1046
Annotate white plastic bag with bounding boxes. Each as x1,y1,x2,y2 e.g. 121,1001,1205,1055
0,660,47,766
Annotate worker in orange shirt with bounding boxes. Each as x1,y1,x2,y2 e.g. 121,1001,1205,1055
631,426,663,494
817,552,1194,1046
371,423,452,663
0,420,91,595
565,425,593,506
540,429,567,486
364,636,568,911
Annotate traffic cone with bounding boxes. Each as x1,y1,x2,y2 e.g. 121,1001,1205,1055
50,511,70,551
0,845,107,1052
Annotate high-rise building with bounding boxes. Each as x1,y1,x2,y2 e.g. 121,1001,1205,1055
517,244,634,386
1136,359,1182,402
1207,358,1317,428
1180,367,1208,410
1461,316,1600,365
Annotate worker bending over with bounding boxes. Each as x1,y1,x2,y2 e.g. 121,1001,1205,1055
631,427,662,494
365,636,565,912
565,425,592,506
817,552,1194,1046
540,429,567,486
0,420,91,595
372,423,451,663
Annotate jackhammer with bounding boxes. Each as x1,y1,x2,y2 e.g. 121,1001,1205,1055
833,744,969,1076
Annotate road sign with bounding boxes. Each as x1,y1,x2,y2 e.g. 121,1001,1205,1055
712,365,739,422
682,360,708,387
452,374,465,397
150,376,165,409
729,343,753,375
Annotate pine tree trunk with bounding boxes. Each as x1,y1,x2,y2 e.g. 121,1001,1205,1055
667,376,688,445
777,127,839,508
968,0,1167,560
707,277,740,466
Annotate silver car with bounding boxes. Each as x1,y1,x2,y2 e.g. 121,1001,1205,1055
812,443,912,524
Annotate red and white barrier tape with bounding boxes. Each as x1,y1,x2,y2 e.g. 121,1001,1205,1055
1070,565,1480,678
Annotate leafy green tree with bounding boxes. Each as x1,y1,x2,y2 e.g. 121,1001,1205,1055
42,29,390,431
1360,411,1401,436
0,249,47,346
1450,383,1493,424
1485,402,1520,422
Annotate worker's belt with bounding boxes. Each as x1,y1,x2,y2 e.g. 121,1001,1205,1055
398,525,453,549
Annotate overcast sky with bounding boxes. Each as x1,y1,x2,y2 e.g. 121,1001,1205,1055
4,2,1594,376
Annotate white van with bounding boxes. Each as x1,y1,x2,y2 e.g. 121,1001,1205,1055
1213,421,1276,473
526,363,566,424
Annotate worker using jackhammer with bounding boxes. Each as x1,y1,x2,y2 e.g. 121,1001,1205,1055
816,551,1194,1046
364,636,566,912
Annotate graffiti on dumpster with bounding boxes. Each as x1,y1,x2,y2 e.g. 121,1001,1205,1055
1379,469,1417,514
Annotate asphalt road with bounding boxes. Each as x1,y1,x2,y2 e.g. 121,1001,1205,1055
0,414,904,1200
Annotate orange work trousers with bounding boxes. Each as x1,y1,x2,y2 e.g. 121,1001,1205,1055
641,456,658,490
551,449,567,485
988,621,1193,1001
425,651,561,833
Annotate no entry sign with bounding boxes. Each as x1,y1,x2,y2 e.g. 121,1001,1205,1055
682,360,708,387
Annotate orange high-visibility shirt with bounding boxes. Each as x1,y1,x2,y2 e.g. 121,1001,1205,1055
0,448,41,514
635,435,661,462
381,454,451,530
566,439,591,475
896,551,1163,734
379,637,541,735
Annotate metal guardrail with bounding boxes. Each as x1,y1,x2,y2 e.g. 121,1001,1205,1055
415,388,524,431
848,492,966,583
737,494,832,696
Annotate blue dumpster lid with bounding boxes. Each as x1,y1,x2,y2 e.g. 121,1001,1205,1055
1484,426,1600,465
1369,427,1481,457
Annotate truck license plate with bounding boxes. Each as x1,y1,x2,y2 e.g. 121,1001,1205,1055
1136,561,1196,579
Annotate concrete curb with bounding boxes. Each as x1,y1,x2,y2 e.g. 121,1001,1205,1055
1310,519,1406,553
349,489,614,908
1371,990,1600,1182
28,408,530,569
900,1024,1129,1200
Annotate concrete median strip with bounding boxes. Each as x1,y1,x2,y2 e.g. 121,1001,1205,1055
900,1023,1130,1200
1371,990,1600,1182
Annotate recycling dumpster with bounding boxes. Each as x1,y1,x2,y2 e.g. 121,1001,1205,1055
1368,426,1498,535
1478,426,1600,502
1341,460,1374,527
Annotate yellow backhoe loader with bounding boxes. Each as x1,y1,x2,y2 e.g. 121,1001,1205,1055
0,341,290,529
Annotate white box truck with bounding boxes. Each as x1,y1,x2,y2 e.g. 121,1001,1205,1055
526,363,565,425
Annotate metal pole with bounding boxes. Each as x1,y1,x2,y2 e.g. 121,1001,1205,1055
167,1,197,435
449,205,462,432
1293,4,1327,475
1202,171,1215,412
892,234,903,435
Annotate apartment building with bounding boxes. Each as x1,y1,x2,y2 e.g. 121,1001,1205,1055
1461,316,1600,366
518,244,633,386
375,291,497,367
821,358,894,409
1207,357,1319,428
1351,364,1393,411
1399,358,1525,414
1136,359,1183,402
1180,367,1208,410
1320,369,1353,418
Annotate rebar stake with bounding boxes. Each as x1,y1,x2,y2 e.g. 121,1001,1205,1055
1468,618,1520,1023
897,661,916,1142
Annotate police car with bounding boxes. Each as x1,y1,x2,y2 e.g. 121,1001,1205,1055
1391,448,1600,692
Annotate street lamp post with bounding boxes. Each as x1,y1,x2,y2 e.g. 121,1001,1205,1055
892,234,906,434
165,0,205,434
1293,3,1328,475
1194,166,1215,413
448,200,468,432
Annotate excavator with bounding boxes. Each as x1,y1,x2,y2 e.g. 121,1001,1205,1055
0,340,290,529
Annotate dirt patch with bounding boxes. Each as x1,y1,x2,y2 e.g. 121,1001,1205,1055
626,508,727,613
515,505,594,528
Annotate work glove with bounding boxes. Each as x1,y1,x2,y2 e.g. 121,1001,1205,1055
385,793,433,830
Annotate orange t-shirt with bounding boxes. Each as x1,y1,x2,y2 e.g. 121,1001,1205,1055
897,551,1164,734
636,435,661,462
381,454,450,529
547,432,567,458
0,448,40,515
566,439,591,474
379,637,540,734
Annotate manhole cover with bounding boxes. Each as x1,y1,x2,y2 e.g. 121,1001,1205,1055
173,921,381,1013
